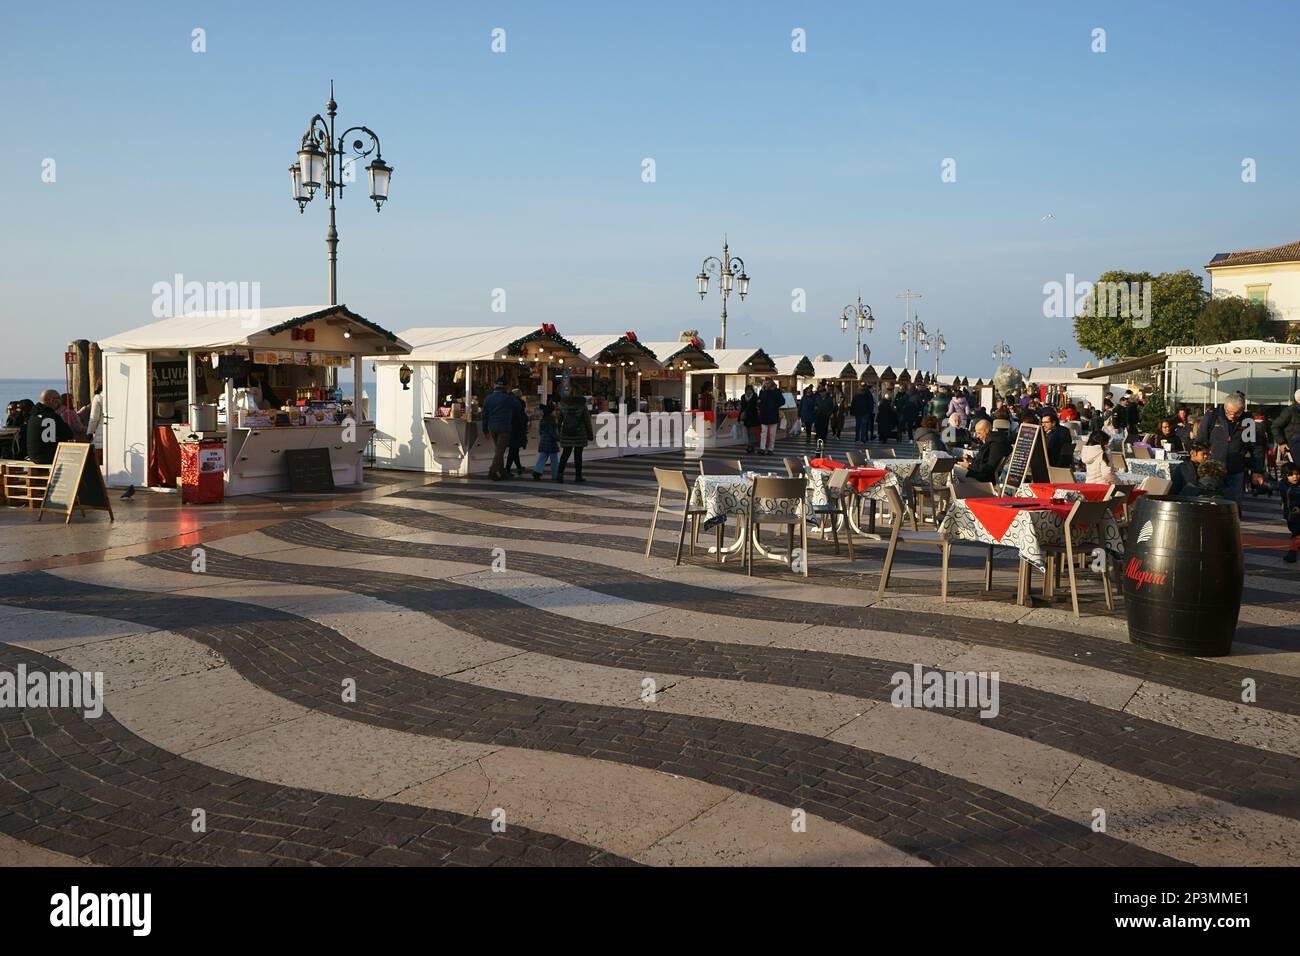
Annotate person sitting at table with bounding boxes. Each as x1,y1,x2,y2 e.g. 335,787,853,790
964,419,1010,483
1155,418,1185,453
1040,410,1074,468
912,415,947,453
944,413,971,449
1080,430,1115,484
25,389,75,464
1171,441,1211,497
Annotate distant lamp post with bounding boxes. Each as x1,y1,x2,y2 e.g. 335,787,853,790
932,331,947,375
839,294,874,363
991,340,1013,371
900,318,927,370
1049,348,1068,367
292,81,393,305
696,236,749,348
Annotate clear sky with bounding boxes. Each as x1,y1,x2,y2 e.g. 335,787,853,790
3,0,1298,380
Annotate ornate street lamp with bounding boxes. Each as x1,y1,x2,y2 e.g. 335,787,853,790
292,81,393,305
839,294,874,363
932,331,947,375
1049,347,1068,367
991,340,1013,371
696,236,748,348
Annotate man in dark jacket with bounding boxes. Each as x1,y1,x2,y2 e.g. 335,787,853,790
964,420,1011,484
756,378,784,455
876,393,899,443
797,387,816,444
505,388,528,476
739,385,760,453
556,392,594,483
851,386,874,443
1194,395,1265,503
482,378,516,480
1270,389,1300,466
26,390,74,464
812,384,834,444
1040,410,1074,468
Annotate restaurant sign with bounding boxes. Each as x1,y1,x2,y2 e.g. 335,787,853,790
1166,340,1300,361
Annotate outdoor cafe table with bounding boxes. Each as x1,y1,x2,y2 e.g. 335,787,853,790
862,450,952,489
937,494,1124,578
1121,456,1183,480
689,472,808,563
806,459,903,538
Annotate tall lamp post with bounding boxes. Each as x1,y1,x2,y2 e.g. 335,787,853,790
290,82,393,305
839,294,874,362
899,318,928,370
896,289,922,367
931,330,946,375
1049,347,1068,367
696,237,749,349
991,340,1013,371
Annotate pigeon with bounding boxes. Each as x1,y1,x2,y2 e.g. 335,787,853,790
121,484,136,500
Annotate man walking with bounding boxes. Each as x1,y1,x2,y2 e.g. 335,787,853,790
482,378,516,481
1270,388,1300,467
757,378,785,455
1194,394,1265,504
851,385,874,443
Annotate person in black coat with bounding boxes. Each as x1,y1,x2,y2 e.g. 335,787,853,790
876,393,899,443
851,386,874,443
505,389,528,476
25,390,74,464
1039,410,1074,468
964,420,1011,483
757,378,785,455
1193,396,1265,503
739,385,760,453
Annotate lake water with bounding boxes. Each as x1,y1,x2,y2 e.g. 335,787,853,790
2,378,69,414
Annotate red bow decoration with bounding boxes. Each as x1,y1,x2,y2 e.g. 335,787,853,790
623,331,637,341
539,323,557,335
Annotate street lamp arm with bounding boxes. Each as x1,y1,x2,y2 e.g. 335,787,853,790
700,256,724,277
727,255,745,274
300,115,331,150
336,125,383,161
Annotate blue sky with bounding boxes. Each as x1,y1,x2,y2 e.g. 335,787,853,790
2,0,1298,380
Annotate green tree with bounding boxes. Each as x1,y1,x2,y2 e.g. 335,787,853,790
1072,269,1205,360
1139,389,1170,433
1194,296,1274,344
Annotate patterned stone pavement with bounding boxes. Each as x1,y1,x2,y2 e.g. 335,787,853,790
2,431,1299,866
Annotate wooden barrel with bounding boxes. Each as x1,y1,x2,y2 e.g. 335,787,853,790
1122,495,1242,656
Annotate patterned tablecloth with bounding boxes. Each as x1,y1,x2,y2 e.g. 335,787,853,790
690,473,805,523
937,496,1124,572
1120,457,1181,480
862,450,952,488
805,465,902,504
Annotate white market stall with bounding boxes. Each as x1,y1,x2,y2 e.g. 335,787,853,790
564,334,665,460
685,348,778,450
639,339,717,414
98,304,409,494
371,324,587,476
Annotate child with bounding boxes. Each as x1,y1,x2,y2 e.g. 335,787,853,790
1194,457,1227,498
1081,430,1115,484
1282,462,1300,563
1172,441,1210,497
532,405,560,481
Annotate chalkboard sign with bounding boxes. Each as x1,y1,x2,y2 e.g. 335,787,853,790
284,447,335,493
39,442,114,524
1000,422,1050,493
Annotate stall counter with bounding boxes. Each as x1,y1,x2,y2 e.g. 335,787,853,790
227,422,375,494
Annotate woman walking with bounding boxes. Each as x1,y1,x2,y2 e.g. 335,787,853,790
740,384,760,453
557,392,594,483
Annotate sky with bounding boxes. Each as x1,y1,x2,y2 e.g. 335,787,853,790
3,0,1299,381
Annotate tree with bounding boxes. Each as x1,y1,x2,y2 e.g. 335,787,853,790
1139,389,1170,434
1194,296,1274,344
1072,269,1205,360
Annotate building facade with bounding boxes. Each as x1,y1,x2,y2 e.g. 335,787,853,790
1206,240,1300,326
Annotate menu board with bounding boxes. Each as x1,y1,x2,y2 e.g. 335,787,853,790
39,442,114,524
284,447,335,493
1001,421,1050,492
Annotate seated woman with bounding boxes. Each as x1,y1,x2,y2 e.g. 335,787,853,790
912,415,947,453
1155,418,1185,453
1080,430,1115,484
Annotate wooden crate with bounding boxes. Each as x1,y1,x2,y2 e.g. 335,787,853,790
1,461,53,509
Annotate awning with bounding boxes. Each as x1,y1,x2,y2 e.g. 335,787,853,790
706,348,779,375
1075,352,1165,379
567,334,660,369
772,354,815,377
386,325,583,363
811,360,856,380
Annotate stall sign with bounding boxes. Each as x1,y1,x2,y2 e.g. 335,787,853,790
198,446,226,473
152,360,191,409
294,352,310,366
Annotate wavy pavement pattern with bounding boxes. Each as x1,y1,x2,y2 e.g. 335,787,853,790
0,571,1176,867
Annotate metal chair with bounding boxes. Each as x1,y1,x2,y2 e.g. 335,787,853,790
917,456,957,525
782,457,805,478
877,485,948,598
647,468,710,565
746,476,810,577
699,458,744,475
1047,465,1075,484
812,467,855,558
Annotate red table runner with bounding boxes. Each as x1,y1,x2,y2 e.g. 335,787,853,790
1024,482,1110,502
847,468,888,493
809,458,844,470
963,497,1075,540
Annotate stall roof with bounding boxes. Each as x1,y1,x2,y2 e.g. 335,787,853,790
1025,367,1098,385
812,360,856,380
878,365,897,379
1076,352,1165,380
707,348,778,375
567,334,660,367
100,304,410,353
640,340,717,369
772,354,816,377
389,325,583,363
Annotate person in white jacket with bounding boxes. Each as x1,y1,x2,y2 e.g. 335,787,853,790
1080,431,1115,484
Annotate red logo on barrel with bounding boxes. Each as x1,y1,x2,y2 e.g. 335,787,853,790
1125,557,1167,590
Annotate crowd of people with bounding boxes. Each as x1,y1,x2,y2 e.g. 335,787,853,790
3,386,102,464
480,377,594,483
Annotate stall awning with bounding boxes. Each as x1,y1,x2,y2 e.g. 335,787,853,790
772,354,815,377
706,348,778,375
640,341,717,370
1025,367,1100,385
1075,352,1165,380
100,304,410,354
811,360,855,380
878,366,897,380
567,334,661,369
387,325,584,363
